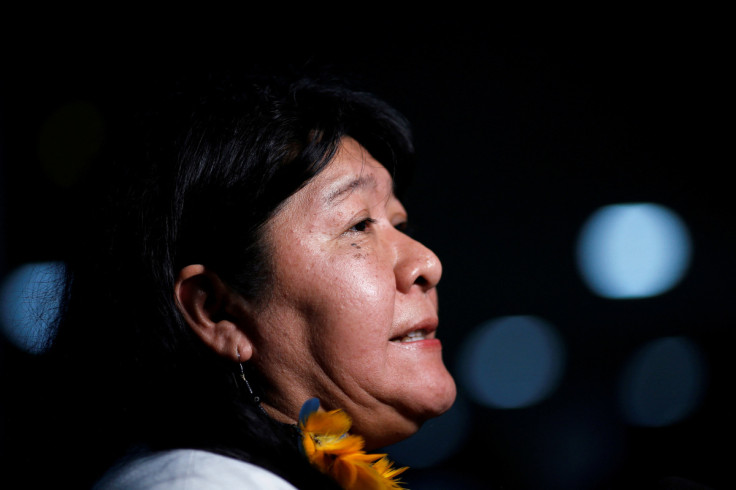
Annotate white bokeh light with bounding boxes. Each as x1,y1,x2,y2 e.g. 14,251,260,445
576,203,692,299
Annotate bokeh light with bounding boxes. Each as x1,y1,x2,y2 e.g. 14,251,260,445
0,261,65,353
619,336,706,427
386,394,471,468
576,203,691,299
457,315,565,409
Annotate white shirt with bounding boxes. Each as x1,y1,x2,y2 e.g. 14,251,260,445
93,449,299,489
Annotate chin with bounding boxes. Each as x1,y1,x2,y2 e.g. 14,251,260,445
367,376,457,450
419,374,458,420
412,364,457,416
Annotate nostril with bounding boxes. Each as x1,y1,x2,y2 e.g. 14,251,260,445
414,275,428,287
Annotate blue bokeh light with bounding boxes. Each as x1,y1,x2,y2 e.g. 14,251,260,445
457,315,565,409
576,203,691,298
0,261,65,353
619,336,706,427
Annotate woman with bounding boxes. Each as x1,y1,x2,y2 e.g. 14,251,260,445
38,70,456,489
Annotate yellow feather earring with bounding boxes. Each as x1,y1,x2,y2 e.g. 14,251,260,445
298,398,408,490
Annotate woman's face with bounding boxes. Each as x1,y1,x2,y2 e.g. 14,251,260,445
249,137,456,448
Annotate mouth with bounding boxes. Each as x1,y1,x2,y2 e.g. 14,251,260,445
390,328,434,343
389,318,439,344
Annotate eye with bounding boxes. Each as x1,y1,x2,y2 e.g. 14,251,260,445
348,217,377,233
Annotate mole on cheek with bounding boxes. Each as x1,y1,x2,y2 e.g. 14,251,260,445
349,243,366,259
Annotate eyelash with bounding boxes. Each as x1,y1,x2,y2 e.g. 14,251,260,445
348,217,377,233
347,218,411,235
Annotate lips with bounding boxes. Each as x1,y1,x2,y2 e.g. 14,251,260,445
389,319,438,343
391,329,430,343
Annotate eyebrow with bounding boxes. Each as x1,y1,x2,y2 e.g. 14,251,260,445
324,174,378,205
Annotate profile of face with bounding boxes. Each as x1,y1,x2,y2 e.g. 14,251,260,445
177,137,456,449
248,137,456,448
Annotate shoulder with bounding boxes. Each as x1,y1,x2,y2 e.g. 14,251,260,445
93,449,299,490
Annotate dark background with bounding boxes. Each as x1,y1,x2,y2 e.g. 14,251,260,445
1,18,733,489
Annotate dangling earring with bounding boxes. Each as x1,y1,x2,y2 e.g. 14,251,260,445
237,347,268,416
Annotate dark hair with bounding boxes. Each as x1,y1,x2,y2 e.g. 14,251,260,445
35,71,416,488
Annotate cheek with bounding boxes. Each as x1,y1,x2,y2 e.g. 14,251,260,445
323,250,395,318
302,250,397,356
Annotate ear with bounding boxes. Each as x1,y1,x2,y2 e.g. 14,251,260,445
174,264,254,362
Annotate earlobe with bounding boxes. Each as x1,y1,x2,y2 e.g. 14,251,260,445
174,264,254,362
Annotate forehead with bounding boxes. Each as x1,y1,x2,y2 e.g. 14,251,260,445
303,137,395,207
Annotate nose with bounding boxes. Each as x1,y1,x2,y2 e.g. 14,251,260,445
394,232,443,294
